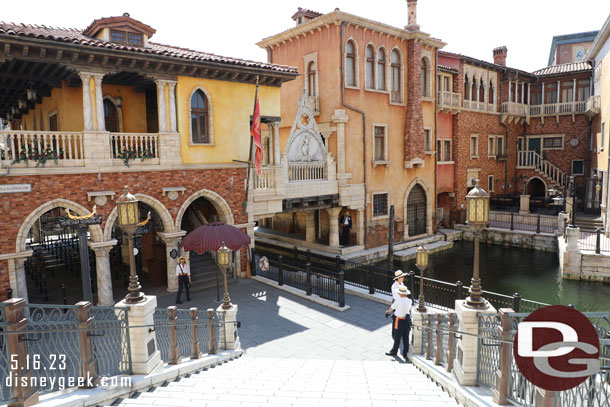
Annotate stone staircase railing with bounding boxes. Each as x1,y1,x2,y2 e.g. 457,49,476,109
517,150,567,188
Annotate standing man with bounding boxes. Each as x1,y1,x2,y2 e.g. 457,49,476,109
390,270,408,339
175,257,191,304
385,285,412,359
340,211,352,246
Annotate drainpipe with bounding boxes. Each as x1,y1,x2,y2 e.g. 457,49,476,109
340,22,368,245
434,48,438,233
498,68,509,195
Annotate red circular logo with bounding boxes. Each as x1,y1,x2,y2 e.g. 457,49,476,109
513,305,600,391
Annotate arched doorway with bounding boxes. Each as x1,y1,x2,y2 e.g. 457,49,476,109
407,184,427,236
526,177,546,198
180,197,219,233
104,99,118,132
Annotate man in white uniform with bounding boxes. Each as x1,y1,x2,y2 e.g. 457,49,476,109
175,257,191,304
390,270,408,339
385,285,412,359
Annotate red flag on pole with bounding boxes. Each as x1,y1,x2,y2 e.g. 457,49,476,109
251,89,262,176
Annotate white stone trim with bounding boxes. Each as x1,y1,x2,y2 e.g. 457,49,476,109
372,122,388,162
421,54,433,98
92,73,106,131
389,47,405,105
174,189,235,230
78,73,93,131
344,37,359,89
167,81,177,133
377,45,388,92
187,86,214,145
403,177,433,239
303,52,319,98
155,80,167,133
371,191,390,220
364,42,376,90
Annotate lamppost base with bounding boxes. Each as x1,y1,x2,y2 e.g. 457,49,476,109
463,296,490,309
124,292,146,304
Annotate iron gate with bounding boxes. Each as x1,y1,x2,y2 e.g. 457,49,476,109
407,184,426,236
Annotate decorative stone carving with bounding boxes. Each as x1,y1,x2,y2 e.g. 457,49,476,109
94,195,108,206
87,191,116,206
162,186,186,200
284,89,326,163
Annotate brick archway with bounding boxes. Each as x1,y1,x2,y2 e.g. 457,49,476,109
175,189,235,230
403,178,433,239
16,199,104,252
103,193,175,241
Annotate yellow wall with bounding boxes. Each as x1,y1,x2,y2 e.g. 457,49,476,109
101,84,147,133
176,77,281,164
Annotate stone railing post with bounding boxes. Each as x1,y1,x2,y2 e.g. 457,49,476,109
168,306,180,365
216,303,239,350
566,226,580,252
519,195,530,214
425,314,432,359
5,298,39,406
557,212,569,236
454,299,497,386
446,313,456,372
190,307,201,359
411,309,424,355
492,308,514,405
435,314,442,365
207,309,217,355
76,301,100,388
535,388,556,407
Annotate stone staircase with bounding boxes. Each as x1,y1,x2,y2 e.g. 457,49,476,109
109,356,461,407
574,215,604,233
189,252,233,294
518,150,567,191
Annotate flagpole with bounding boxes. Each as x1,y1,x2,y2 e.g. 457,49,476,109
243,75,259,215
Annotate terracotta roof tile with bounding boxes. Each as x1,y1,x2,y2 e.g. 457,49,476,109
532,61,592,76
0,21,297,74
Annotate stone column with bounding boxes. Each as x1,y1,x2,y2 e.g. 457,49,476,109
305,211,315,242
327,207,342,248
78,72,94,131
158,231,187,293
519,195,530,214
92,73,106,131
558,212,569,236
356,209,365,246
5,251,33,303
411,309,425,355
216,303,240,350
115,295,163,374
453,300,497,386
167,81,177,133
155,80,167,133
271,122,281,165
332,110,349,185
89,240,117,306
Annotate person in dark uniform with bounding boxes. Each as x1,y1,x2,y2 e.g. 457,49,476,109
340,212,352,246
385,285,413,359
175,257,191,304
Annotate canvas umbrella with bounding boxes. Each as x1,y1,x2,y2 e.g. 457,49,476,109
180,222,250,254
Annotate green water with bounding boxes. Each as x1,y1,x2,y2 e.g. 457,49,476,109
393,241,610,312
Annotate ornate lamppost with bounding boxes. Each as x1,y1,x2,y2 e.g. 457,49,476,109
415,245,429,313
568,175,577,227
217,243,233,309
116,186,150,304
464,180,490,309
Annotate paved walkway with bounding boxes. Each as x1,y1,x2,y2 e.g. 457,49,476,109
113,279,461,406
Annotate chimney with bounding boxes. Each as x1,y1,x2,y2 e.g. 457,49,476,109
493,46,508,66
405,0,420,31
291,8,322,26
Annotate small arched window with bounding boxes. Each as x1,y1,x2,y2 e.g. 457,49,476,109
464,76,470,101
307,61,317,97
190,90,209,144
421,59,428,97
391,50,401,102
377,48,386,90
489,80,494,105
479,79,485,102
346,40,356,87
104,99,118,132
365,45,375,89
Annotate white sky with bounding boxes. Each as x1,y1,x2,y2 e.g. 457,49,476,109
1,0,609,72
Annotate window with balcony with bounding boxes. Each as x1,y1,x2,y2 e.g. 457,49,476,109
560,81,573,103
307,61,317,97
373,193,389,218
464,76,470,101
391,50,401,103
488,80,495,105
373,125,387,162
365,45,375,89
48,113,58,131
577,79,590,101
345,40,357,87
190,90,209,144
104,99,118,132
478,78,485,102
470,135,479,158
545,83,557,104
377,48,386,90
531,85,542,105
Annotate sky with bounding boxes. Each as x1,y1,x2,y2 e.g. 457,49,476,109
1,0,609,72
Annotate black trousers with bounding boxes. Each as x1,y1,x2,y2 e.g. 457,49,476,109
391,315,411,355
391,314,396,339
176,275,190,302
341,227,350,245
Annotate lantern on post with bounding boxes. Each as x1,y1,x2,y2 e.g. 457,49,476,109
415,245,429,313
464,179,490,309
217,243,233,309
116,186,149,304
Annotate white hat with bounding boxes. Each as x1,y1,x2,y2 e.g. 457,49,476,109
393,270,408,280
398,285,411,295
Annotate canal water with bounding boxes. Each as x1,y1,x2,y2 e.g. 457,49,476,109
394,241,610,312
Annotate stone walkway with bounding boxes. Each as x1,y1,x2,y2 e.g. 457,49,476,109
112,279,461,406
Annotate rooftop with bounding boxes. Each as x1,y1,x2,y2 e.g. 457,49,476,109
532,61,592,76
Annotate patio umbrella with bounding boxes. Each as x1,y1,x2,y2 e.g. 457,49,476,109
179,222,250,254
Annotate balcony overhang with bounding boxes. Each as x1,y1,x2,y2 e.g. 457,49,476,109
282,194,339,212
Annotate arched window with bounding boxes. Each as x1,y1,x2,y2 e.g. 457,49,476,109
391,50,401,103
377,48,386,90
307,61,317,97
464,76,470,100
190,90,209,144
489,81,494,105
104,99,118,132
365,45,375,89
479,78,485,102
345,40,356,87
421,59,428,97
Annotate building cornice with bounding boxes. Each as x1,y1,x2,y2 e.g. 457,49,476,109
587,15,610,60
257,10,446,50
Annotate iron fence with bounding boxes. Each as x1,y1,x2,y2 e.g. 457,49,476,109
488,211,558,234
419,312,458,372
0,303,15,405
579,230,610,253
506,313,536,407
476,313,501,390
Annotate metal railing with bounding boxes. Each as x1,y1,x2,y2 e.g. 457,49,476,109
152,307,225,364
288,161,326,182
579,230,610,253
1,130,84,167
488,211,559,234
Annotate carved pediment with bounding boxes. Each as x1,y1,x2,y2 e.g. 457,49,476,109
284,89,326,162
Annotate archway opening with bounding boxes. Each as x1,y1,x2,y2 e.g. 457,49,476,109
526,178,546,198
407,184,427,236
180,197,220,233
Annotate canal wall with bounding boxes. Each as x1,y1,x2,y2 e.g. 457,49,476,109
454,225,558,252
558,226,610,283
